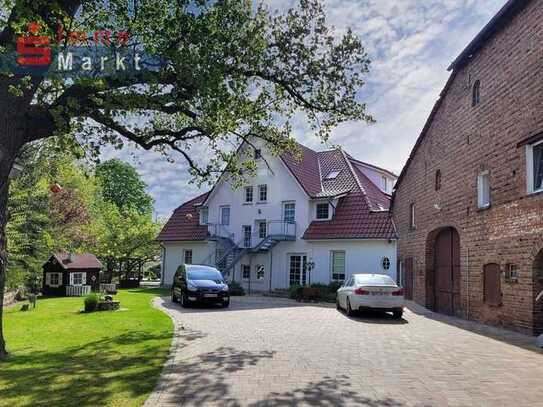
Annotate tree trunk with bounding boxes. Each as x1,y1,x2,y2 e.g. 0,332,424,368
0,151,15,359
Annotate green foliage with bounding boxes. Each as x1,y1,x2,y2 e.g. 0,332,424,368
289,284,302,299
228,281,245,296
95,159,153,215
84,293,99,312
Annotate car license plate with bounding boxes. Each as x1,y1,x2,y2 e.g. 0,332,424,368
371,292,388,296
203,293,218,298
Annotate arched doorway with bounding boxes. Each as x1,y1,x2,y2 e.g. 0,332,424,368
433,227,461,315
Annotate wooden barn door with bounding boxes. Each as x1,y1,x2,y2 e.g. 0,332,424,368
434,228,460,315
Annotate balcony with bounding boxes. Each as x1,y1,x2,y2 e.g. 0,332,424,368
207,220,296,248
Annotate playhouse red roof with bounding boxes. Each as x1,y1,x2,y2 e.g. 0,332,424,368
52,253,103,270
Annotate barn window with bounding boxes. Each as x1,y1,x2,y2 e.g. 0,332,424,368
435,169,442,191
381,257,391,271
483,263,502,306
409,203,416,229
472,80,480,106
477,171,490,208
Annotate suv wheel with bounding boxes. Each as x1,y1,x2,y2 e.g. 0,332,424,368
180,292,191,308
171,290,178,303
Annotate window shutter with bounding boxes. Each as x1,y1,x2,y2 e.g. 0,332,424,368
484,264,501,306
46,273,51,286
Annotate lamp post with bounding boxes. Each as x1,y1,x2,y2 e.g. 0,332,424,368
306,260,315,286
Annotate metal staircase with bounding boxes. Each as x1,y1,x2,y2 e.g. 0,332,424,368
204,221,296,277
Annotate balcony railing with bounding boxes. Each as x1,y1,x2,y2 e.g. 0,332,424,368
207,220,296,248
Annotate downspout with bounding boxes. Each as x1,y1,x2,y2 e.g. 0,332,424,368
160,242,166,287
466,247,470,320
269,247,273,293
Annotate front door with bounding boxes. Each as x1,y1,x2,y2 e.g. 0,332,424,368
289,254,307,286
434,228,460,315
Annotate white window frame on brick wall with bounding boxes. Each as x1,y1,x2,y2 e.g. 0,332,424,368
477,171,491,209
526,139,543,194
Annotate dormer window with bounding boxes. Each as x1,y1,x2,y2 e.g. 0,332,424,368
254,149,262,159
381,176,388,192
324,170,340,180
472,80,480,106
316,202,329,220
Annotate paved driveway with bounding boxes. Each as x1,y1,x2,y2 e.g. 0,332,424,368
146,295,543,407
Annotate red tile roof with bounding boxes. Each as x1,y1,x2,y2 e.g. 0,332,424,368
52,253,102,270
157,192,210,241
159,143,396,242
303,193,396,240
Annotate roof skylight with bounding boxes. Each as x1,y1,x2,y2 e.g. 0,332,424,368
324,170,340,180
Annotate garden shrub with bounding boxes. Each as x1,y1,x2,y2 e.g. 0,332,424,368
229,281,245,296
328,281,342,292
84,293,100,312
288,284,302,299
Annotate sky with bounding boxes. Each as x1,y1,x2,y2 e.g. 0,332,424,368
102,0,506,219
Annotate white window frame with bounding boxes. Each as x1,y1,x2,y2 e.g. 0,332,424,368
381,176,388,192
256,265,265,280
258,184,267,202
257,220,267,239
283,201,296,223
46,272,62,288
220,205,230,225
477,170,491,209
330,250,346,283
183,249,193,265
70,272,86,286
241,264,251,280
526,140,543,194
244,186,254,203
315,202,330,220
199,207,209,225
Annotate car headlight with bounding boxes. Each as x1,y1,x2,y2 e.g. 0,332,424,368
187,282,198,291
221,285,229,292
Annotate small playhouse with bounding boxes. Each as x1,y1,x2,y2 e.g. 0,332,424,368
42,252,102,296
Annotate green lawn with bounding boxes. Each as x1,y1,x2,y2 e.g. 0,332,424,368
0,288,173,407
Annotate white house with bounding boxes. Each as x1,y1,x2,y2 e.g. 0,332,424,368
158,140,398,292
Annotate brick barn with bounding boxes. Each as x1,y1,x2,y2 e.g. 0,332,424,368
392,0,543,335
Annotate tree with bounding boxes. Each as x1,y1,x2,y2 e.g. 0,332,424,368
95,159,153,215
0,0,373,357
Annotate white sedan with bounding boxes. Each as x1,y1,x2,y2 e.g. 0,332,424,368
336,274,405,319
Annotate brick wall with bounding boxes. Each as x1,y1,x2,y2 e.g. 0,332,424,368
393,0,543,335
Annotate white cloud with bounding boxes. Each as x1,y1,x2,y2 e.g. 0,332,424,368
102,0,507,217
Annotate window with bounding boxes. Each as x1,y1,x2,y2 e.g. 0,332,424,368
258,184,267,202
483,263,502,306
316,203,329,220
477,171,490,208
409,203,416,229
381,257,391,271
526,140,543,193
258,221,267,239
200,207,209,225
505,264,519,283
256,265,265,280
46,272,61,287
381,176,388,192
472,80,480,106
220,206,230,225
331,251,346,282
241,264,251,280
325,170,340,180
283,202,295,223
243,225,252,248
71,272,85,286
245,186,254,203
435,169,441,191
183,249,193,264
254,149,262,159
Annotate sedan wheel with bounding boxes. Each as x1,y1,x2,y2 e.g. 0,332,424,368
346,297,354,317
180,293,190,308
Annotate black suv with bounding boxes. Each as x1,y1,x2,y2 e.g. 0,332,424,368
171,264,230,307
